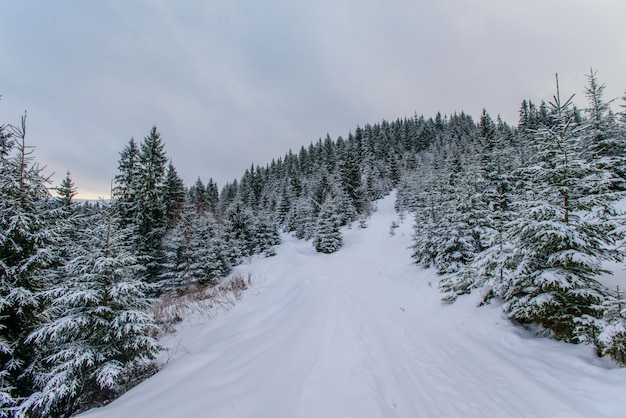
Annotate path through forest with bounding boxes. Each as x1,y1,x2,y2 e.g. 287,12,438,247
81,193,626,418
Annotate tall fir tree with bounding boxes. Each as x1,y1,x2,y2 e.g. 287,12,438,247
159,202,196,294
160,203,231,293
23,201,161,417
191,214,231,285
56,171,78,210
137,127,168,280
205,178,220,214
0,121,16,417
441,112,518,303
339,144,364,214
188,177,207,215
593,286,626,365
0,115,61,404
163,162,186,230
581,69,626,191
113,138,141,231
224,200,255,262
502,77,622,341
313,196,343,254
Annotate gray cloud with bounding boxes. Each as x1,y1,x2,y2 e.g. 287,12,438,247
1,0,625,198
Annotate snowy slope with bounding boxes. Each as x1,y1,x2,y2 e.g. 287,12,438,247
79,192,626,418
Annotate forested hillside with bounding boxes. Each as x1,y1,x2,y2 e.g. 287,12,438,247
1,70,625,417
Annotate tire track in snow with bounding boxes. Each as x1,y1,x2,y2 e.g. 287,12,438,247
287,193,619,417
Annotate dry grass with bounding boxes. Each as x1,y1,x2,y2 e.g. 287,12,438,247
151,273,252,334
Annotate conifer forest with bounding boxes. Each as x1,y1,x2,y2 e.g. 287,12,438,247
2,71,626,416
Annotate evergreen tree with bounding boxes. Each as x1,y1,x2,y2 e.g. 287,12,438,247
276,184,292,225
0,122,16,417
333,189,358,227
206,178,220,214
581,69,626,191
433,165,483,275
441,113,518,303
219,180,238,210
163,162,186,230
224,201,255,262
191,214,231,284
251,213,281,256
502,78,622,341
0,327,13,417
311,171,332,216
410,154,445,268
23,202,161,417
56,171,78,210
313,196,343,253
188,177,207,215
339,145,364,213
286,197,315,240
137,127,168,280
112,138,141,230
414,145,474,274
479,108,497,144
0,114,61,403
159,203,195,293
592,286,626,365
160,205,231,293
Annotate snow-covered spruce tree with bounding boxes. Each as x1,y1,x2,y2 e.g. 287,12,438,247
23,201,161,417
419,142,479,275
159,203,195,294
205,178,220,214
338,144,365,214
621,89,626,129
502,77,622,342
0,122,17,417
411,207,439,268
433,162,484,275
332,188,358,227
0,115,62,407
0,328,14,418
286,197,315,240
276,184,292,226
137,127,168,280
160,202,233,294
437,171,488,297
251,213,281,256
411,152,446,269
313,196,343,253
163,162,186,230
188,177,210,216
54,171,83,267
224,200,255,263
112,138,141,231
190,214,231,284
311,170,333,218
56,171,78,211
581,286,626,365
581,69,626,191
441,110,519,303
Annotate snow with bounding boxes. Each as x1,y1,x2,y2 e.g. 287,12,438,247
79,192,626,418
598,259,625,291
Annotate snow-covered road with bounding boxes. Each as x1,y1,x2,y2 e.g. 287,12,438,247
80,193,626,418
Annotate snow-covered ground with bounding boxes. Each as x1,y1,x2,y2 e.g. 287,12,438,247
80,192,626,418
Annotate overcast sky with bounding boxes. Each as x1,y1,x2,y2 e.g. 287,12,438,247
2,0,625,199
